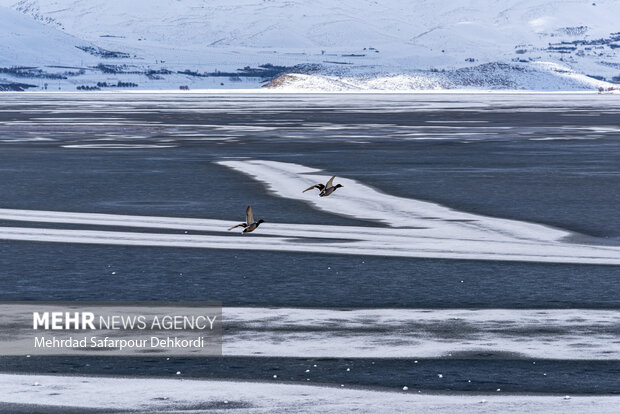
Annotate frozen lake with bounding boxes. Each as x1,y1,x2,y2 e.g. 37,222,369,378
0,93,619,410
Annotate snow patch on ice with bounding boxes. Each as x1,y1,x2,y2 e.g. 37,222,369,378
2,157,620,268
222,307,620,359
1,374,619,413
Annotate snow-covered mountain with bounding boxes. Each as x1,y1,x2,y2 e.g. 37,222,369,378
0,0,619,91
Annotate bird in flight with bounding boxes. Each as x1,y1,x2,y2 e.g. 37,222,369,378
303,175,343,197
227,205,265,233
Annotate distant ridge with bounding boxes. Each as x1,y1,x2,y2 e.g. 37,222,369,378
1,0,619,91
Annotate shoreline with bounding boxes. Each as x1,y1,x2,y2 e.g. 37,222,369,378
1,89,618,95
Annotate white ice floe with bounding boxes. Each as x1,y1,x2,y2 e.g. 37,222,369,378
2,302,614,359
1,374,619,414
60,144,177,149
222,308,620,360
218,159,567,237
217,159,620,264
0,158,619,266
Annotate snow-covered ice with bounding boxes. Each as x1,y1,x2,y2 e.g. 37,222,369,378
0,159,619,265
221,307,620,359
1,373,619,414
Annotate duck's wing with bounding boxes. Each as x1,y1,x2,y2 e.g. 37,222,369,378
228,223,247,231
245,205,254,224
303,184,324,193
325,175,336,188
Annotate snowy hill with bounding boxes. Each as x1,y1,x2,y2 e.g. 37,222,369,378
0,0,619,91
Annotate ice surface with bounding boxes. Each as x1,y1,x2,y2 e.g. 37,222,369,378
1,158,620,266
222,307,620,359
1,374,619,413
216,159,620,264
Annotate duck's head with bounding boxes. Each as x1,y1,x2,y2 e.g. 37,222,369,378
335,184,344,189
257,219,265,224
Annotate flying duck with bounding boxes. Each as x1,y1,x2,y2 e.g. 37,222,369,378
227,205,264,233
303,175,343,197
